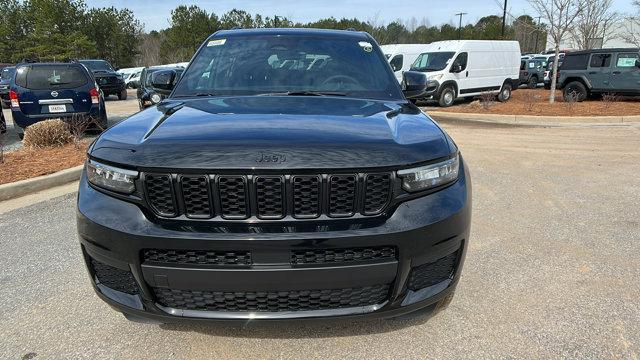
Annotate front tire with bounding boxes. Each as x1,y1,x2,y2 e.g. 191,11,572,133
438,86,455,107
527,76,538,89
563,81,587,102
497,83,512,102
118,89,127,101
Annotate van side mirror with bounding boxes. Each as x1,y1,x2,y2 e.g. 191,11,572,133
401,71,428,99
150,70,177,91
451,64,462,73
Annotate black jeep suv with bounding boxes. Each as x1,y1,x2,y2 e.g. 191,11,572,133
77,29,471,323
79,59,127,100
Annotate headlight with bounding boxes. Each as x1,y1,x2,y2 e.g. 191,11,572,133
86,160,138,194
150,93,162,104
430,74,443,81
397,154,459,192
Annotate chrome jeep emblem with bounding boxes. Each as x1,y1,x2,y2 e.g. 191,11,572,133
256,152,286,163
51,91,58,97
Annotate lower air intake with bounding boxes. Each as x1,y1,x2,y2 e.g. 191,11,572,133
153,284,390,312
90,258,139,295
407,251,459,291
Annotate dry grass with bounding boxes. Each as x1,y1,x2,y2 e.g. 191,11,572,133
0,142,88,185
425,89,640,116
22,119,72,148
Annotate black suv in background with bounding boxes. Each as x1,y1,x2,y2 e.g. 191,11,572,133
137,66,184,110
558,48,640,101
77,29,471,324
1,66,15,108
79,59,127,100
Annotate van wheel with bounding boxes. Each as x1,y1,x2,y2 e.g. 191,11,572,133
527,76,538,89
118,89,128,101
497,83,512,102
563,81,587,102
438,86,455,107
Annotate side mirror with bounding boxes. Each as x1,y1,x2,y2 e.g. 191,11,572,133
150,70,177,91
401,71,428,99
451,64,462,73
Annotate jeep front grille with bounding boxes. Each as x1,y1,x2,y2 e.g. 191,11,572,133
142,172,393,220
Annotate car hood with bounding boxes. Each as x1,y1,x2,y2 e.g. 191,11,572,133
91,96,452,170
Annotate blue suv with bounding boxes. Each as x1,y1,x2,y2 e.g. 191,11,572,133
10,62,108,139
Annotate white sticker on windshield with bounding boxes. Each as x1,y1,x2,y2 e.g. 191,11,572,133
358,41,373,52
207,39,226,47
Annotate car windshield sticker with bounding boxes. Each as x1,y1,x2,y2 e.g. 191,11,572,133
207,39,226,47
358,41,373,53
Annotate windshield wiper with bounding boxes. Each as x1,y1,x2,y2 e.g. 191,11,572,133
258,91,348,97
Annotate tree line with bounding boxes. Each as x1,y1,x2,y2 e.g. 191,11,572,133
1,1,547,68
0,0,142,68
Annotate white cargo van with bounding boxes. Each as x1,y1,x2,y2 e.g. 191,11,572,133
410,40,521,106
380,44,429,82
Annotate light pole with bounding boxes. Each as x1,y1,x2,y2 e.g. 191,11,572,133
501,0,508,38
455,12,467,40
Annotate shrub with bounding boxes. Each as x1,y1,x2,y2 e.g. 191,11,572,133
479,91,495,110
23,119,72,148
601,92,620,110
68,114,102,149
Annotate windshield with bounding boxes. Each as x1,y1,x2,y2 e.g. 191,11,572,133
411,52,455,72
173,35,402,100
1,67,15,80
80,60,114,72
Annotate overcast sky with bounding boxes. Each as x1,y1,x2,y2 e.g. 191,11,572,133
86,0,635,32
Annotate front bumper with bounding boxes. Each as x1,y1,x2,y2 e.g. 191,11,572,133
77,159,472,322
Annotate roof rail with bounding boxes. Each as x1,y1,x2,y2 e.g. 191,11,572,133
345,27,357,31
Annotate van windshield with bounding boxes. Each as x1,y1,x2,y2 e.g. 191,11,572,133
15,65,88,90
411,52,455,72
173,35,402,100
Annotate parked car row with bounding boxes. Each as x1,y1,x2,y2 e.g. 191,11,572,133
385,43,640,104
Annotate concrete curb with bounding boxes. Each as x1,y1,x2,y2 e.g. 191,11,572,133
0,165,83,202
426,110,640,126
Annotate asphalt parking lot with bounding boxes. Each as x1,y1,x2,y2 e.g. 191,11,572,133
1,114,640,359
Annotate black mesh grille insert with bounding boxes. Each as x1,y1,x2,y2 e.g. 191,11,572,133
255,176,285,218
218,176,248,218
292,176,320,217
90,258,139,295
143,172,393,219
142,249,251,266
291,247,396,265
363,173,391,215
180,175,212,218
144,174,176,216
407,251,459,291
153,284,390,312
328,174,357,216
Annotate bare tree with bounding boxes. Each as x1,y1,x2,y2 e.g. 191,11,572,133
569,0,618,50
622,0,640,48
528,0,582,103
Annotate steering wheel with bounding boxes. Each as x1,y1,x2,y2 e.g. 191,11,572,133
321,75,360,88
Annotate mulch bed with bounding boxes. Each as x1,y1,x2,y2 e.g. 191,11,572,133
0,142,88,185
422,89,640,116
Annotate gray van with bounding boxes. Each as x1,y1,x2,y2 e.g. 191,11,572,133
558,48,640,101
